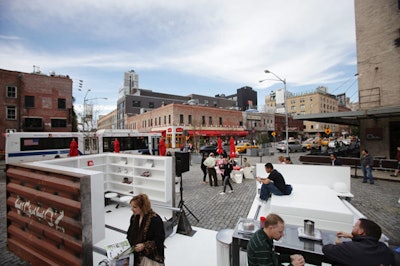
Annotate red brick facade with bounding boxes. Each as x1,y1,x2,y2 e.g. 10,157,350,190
0,69,73,153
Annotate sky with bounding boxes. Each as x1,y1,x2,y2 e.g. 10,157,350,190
0,0,358,118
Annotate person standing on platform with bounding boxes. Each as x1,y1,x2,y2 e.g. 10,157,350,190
322,218,395,266
247,213,305,266
203,153,218,186
361,149,374,184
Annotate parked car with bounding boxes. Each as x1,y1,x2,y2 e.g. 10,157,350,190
301,138,320,151
199,145,226,156
276,140,303,153
235,142,259,153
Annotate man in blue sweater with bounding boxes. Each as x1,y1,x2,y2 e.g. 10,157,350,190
322,218,395,266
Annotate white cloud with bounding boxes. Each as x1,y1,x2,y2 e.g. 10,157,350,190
0,0,357,114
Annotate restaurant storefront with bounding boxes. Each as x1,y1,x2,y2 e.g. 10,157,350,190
153,126,248,149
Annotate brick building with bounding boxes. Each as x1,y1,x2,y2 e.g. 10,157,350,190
0,68,73,153
265,87,341,137
125,103,248,149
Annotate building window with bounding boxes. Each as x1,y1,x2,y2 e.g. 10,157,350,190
180,114,184,124
51,119,67,128
25,96,35,108
209,116,212,125
202,116,205,125
6,106,16,120
7,86,17,98
24,118,43,129
168,115,171,124
132,100,141,107
58,98,66,109
219,117,222,125
188,115,192,124
164,116,166,124
204,100,209,106
300,104,305,109
149,102,154,108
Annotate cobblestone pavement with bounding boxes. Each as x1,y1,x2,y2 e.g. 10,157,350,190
1,153,399,265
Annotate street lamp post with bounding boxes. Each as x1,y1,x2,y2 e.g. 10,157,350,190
260,70,289,157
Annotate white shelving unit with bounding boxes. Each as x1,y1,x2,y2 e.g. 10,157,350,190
105,154,173,205
32,153,174,206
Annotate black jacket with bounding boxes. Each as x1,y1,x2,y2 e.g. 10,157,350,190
322,235,395,266
268,169,287,193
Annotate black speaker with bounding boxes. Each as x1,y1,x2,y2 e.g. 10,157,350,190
175,152,190,176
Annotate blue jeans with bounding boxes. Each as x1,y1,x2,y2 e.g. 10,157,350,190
260,182,284,200
362,166,374,184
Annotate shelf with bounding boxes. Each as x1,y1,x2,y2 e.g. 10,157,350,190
132,175,165,181
104,154,172,204
132,184,164,192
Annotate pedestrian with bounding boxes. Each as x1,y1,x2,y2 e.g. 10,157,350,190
284,157,293,164
203,153,218,186
330,153,342,166
322,218,395,266
243,157,251,167
247,213,305,266
215,154,225,182
390,146,400,177
361,149,374,184
256,163,291,201
127,194,165,266
278,156,285,164
200,153,208,184
220,157,234,195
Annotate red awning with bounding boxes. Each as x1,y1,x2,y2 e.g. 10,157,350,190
187,130,248,137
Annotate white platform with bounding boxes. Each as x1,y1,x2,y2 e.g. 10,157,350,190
93,203,218,266
250,164,358,233
270,184,354,232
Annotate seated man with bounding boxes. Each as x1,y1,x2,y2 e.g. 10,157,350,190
256,163,290,200
322,218,395,266
247,213,305,266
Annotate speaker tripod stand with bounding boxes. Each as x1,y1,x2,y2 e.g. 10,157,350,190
176,173,198,236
